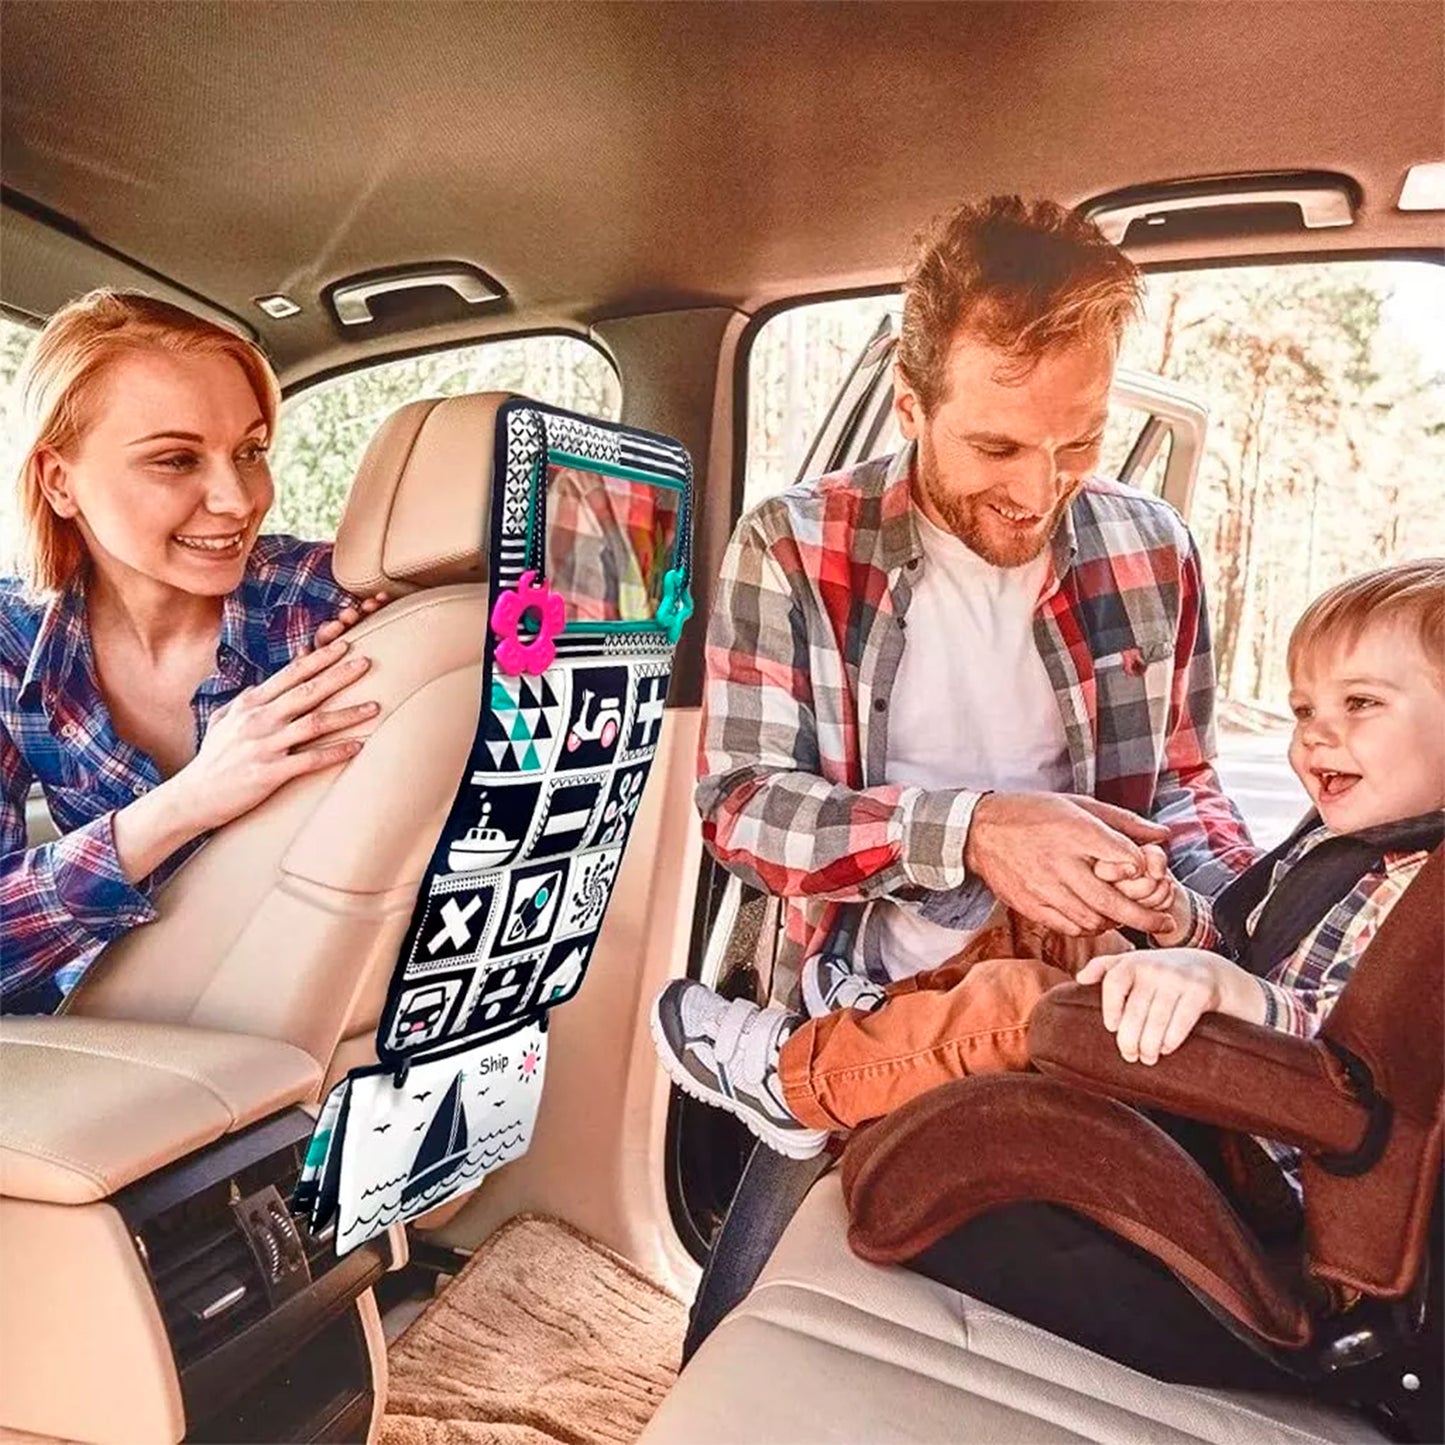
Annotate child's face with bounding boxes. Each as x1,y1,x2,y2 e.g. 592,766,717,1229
1288,619,1445,833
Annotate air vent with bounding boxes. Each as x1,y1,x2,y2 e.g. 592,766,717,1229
147,1211,269,1365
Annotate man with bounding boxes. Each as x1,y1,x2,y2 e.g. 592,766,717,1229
654,196,1254,1154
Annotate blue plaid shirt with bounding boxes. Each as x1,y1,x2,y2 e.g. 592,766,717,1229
1,537,355,1013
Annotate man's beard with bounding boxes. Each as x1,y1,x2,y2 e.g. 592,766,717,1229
915,432,1077,568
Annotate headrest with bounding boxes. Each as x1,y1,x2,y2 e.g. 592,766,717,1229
333,391,512,595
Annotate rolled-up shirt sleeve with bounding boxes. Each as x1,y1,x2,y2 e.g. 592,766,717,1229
1,723,157,1009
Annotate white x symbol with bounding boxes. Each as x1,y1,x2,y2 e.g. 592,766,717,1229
428,896,481,954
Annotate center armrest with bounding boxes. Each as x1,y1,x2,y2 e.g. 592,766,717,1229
0,1016,321,1204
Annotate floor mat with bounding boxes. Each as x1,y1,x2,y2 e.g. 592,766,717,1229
381,1214,687,1445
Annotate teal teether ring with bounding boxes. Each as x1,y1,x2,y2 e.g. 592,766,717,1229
657,567,694,644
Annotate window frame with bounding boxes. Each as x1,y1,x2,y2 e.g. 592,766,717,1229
276,326,621,403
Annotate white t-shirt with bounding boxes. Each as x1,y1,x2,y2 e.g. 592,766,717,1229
874,509,1072,980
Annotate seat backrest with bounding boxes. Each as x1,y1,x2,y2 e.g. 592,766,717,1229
66,392,510,1075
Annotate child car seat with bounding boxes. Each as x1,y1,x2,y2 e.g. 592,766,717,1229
843,823,1443,1441
292,396,694,1254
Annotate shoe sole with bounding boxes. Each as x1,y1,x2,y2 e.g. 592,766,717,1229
649,993,829,1161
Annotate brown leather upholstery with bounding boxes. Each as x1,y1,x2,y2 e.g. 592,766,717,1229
66,394,515,1083
1029,990,1371,1155
841,1073,1311,1348
1300,845,1443,1297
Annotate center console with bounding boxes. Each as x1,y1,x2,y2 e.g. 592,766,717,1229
0,1016,395,1445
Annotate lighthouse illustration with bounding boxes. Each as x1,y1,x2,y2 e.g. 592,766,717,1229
401,1074,469,1207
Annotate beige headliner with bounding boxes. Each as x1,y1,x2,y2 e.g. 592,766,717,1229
2,0,1441,385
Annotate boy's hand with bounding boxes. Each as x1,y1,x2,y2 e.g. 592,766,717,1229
1075,947,1264,1064
313,592,390,650
1092,844,1190,944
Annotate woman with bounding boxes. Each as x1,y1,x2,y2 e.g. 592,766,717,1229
1,290,386,1014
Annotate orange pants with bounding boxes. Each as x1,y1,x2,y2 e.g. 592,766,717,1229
777,915,1122,1132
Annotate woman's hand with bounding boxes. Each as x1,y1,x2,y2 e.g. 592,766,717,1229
312,592,390,650
1074,947,1266,1064
111,639,380,886
180,638,378,829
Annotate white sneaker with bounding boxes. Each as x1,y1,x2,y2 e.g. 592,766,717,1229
650,981,829,1159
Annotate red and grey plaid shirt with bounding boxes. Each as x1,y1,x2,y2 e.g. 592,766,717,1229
1,537,355,1013
547,465,677,622
697,445,1257,989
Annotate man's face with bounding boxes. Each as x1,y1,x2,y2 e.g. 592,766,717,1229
894,331,1115,567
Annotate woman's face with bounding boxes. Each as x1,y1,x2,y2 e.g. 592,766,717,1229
43,348,274,596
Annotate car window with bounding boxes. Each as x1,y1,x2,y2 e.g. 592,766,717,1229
744,261,1444,847
270,335,621,540
1119,260,1444,845
745,297,899,511
0,313,40,574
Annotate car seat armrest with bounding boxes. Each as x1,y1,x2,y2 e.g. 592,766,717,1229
0,1016,321,1204
1028,984,1370,1156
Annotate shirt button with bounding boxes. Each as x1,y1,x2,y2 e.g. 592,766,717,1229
61,722,81,740
873,697,888,713
133,782,150,796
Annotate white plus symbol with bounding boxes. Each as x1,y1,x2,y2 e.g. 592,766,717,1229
428,896,481,954
634,681,665,747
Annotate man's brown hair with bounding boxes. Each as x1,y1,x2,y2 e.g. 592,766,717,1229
1288,560,1445,685
898,195,1143,413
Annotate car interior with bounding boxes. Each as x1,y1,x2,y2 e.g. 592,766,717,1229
1,3,1441,1443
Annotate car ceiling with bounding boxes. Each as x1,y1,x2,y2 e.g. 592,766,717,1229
3,0,1442,385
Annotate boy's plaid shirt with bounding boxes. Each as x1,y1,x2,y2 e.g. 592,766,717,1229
697,445,1257,988
1178,824,1432,1188
1179,826,1431,1038
1,537,356,1013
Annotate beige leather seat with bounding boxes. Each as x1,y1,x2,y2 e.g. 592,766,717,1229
641,1174,1386,1445
66,391,505,1093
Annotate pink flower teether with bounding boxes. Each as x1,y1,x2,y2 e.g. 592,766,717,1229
491,570,565,676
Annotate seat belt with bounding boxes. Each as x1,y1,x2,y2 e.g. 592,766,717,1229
682,1142,832,1365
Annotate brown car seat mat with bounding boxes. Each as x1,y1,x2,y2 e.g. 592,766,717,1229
294,399,694,1253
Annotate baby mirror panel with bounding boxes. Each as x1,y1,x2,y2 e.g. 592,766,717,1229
295,398,693,1253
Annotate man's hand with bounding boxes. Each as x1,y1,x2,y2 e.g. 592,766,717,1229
963,792,1172,937
313,592,390,650
1075,947,1266,1063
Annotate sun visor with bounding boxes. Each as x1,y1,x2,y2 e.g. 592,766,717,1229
1,200,256,337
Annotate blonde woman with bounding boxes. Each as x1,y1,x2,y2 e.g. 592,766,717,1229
1,291,385,1013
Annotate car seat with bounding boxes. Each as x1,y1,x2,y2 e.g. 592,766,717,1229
843,840,1443,1441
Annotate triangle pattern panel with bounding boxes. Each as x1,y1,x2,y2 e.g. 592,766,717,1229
480,672,565,774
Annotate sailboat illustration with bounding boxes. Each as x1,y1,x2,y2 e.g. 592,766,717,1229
401,1074,469,1207
448,797,516,872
